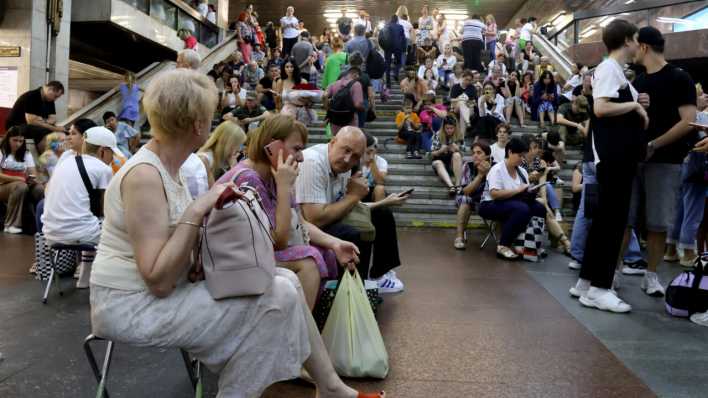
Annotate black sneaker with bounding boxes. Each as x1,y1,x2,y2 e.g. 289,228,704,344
413,150,422,159
621,259,648,276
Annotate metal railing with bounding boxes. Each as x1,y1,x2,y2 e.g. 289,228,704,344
547,0,706,46
60,33,237,127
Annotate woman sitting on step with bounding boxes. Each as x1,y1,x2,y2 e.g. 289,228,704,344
431,116,464,196
89,69,384,398
454,141,493,250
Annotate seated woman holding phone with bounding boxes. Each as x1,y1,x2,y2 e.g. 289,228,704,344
218,115,361,310
0,126,44,234
90,70,383,398
454,141,493,250
478,137,546,259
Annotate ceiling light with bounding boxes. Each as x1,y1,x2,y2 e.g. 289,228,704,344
625,0,636,4
599,17,616,27
657,17,697,25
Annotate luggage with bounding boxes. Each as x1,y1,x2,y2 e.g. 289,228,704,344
665,254,708,317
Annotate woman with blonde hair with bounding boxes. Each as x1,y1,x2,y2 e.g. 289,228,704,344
219,114,360,310
197,120,246,183
484,14,498,60
89,68,383,398
37,132,66,181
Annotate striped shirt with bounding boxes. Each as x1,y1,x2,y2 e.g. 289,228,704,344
462,19,486,42
295,144,351,205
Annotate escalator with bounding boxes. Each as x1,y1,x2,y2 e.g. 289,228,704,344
60,33,237,128
531,32,574,79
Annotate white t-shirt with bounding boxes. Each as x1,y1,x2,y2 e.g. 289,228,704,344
482,162,528,202
562,74,583,100
478,94,506,121
0,151,35,173
417,65,439,80
487,60,508,76
362,155,388,187
42,154,112,244
399,18,413,40
435,54,457,70
520,23,533,41
180,153,209,199
197,3,208,17
592,58,637,101
280,16,300,39
490,142,506,164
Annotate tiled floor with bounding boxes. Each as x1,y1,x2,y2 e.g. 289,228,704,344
0,229,692,397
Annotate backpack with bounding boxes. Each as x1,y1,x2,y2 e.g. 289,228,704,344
378,24,392,51
327,80,357,126
665,255,708,317
366,40,385,79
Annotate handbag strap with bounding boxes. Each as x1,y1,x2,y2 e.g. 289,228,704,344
75,155,102,217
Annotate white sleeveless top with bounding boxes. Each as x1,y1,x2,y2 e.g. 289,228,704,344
91,147,193,291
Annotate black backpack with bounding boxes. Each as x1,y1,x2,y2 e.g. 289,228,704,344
366,40,385,79
327,80,357,126
378,24,392,51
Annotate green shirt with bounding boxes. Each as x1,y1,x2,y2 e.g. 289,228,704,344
321,52,348,90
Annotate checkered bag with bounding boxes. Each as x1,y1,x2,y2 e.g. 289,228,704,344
513,216,546,262
34,232,78,280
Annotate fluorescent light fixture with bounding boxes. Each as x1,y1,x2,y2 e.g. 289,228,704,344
656,17,698,25
580,28,597,38
599,16,616,27
378,21,385,30
625,0,636,4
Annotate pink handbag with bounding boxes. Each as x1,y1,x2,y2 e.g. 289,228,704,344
201,170,276,299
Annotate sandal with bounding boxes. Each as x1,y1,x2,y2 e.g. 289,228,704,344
448,186,457,196
496,245,519,260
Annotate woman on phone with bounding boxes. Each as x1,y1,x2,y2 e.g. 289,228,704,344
454,141,493,250
0,126,44,234
431,116,464,196
218,115,360,310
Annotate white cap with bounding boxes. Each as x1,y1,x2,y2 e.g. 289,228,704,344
85,126,123,158
426,89,436,96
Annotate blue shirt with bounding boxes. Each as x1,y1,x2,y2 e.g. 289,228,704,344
114,122,138,158
118,83,140,122
345,36,370,61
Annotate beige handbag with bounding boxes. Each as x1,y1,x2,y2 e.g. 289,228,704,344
287,207,310,247
201,170,276,299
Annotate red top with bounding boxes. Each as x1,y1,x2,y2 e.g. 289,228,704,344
184,36,198,49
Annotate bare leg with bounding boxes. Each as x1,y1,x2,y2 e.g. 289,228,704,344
452,152,463,186
505,103,513,124
278,259,321,311
433,160,453,188
373,185,386,202
456,204,472,240
539,111,546,129
646,231,667,273
516,101,526,127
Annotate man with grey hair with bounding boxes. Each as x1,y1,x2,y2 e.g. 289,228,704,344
176,49,201,70
296,126,408,293
291,31,315,71
345,24,370,63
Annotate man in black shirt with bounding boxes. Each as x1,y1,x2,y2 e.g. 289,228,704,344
627,27,697,296
6,81,65,152
449,70,478,138
256,64,280,111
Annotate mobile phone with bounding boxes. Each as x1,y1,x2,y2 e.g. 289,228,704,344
527,183,544,192
690,122,708,131
264,140,287,169
400,188,415,196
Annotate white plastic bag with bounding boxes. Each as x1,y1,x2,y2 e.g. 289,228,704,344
321,271,389,379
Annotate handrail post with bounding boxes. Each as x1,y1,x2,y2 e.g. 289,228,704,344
573,20,579,45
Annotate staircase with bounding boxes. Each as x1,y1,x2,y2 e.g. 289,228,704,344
310,82,581,230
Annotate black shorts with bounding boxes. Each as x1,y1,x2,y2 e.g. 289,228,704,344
21,124,53,144
432,152,453,174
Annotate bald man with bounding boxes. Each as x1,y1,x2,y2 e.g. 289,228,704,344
296,127,406,292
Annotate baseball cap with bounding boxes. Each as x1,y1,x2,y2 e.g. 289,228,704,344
637,26,665,48
85,126,122,158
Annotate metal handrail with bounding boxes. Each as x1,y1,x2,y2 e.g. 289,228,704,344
60,32,237,127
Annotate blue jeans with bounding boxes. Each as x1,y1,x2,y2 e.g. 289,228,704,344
479,198,547,246
668,154,706,250
486,40,496,60
545,183,560,210
384,49,404,87
570,162,643,263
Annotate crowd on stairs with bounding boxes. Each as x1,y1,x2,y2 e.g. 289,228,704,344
2,2,708,396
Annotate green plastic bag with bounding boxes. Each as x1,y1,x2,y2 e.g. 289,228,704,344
325,123,333,140
321,271,389,379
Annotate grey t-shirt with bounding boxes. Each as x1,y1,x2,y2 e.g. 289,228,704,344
291,40,314,69
345,36,370,61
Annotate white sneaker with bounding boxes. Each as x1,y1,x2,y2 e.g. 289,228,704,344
690,311,708,327
454,237,466,250
569,278,590,298
554,210,563,222
579,287,632,313
641,272,665,297
568,259,581,270
3,226,21,234
376,275,404,294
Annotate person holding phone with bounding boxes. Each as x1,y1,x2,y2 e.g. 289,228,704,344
218,115,361,310
0,126,44,234
454,141,492,250
478,137,546,259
